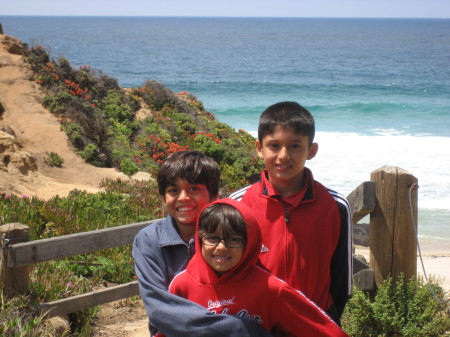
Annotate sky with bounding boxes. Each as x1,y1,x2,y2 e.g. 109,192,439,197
1,0,450,19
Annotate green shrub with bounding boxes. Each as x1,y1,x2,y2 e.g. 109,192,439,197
88,73,121,101
65,107,113,165
45,152,64,167
25,45,50,75
193,134,225,163
79,143,102,166
101,90,130,121
135,80,178,111
41,92,73,114
171,111,198,135
342,274,450,337
62,121,83,148
120,158,139,177
101,90,139,137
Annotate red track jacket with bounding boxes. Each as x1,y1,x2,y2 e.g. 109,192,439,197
235,169,352,317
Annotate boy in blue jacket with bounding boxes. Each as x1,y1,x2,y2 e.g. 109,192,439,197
133,150,272,336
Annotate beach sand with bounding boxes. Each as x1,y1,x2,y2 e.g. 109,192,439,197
355,244,450,292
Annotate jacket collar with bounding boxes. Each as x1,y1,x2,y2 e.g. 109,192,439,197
159,215,188,247
260,167,315,205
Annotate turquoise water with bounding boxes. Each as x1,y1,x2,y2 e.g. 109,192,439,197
1,16,449,243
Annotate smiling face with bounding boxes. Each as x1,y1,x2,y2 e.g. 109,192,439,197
201,231,245,276
163,178,213,241
256,125,318,196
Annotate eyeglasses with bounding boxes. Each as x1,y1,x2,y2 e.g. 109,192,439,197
201,235,246,248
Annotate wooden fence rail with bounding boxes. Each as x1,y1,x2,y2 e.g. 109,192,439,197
1,220,156,318
7,220,156,268
0,166,418,319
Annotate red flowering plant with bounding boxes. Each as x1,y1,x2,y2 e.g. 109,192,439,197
64,79,92,102
193,131,222,144
35,62,61,86
133,134,190,173
26,45,50,73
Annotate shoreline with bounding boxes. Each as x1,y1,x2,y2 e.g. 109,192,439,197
354,244,450,292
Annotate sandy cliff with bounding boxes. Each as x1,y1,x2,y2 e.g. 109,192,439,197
0,34,128,199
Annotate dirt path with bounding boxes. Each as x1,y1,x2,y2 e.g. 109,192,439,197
90,299,149,337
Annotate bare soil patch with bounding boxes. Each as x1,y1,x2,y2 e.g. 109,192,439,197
90,299,149,337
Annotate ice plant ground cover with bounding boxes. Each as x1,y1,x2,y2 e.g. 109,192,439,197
0,179,162,336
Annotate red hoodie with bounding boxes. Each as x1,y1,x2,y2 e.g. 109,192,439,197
166,199,349,337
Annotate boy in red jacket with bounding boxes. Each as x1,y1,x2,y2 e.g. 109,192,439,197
230,102,353,324
165,199,349,337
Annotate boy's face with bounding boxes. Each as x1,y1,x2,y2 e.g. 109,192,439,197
201,231,245,276
163,178,213,229
256,125,318,192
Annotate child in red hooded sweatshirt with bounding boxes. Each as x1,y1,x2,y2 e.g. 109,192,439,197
161,199,349,337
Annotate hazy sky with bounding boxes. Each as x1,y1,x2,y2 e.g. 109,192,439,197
2,0,450,18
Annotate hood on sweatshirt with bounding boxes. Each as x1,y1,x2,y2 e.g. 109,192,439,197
186,198,262,285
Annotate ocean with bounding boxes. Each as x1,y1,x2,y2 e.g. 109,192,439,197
1,16,449,247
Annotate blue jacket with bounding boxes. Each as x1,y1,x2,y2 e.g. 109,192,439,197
133,215,272,337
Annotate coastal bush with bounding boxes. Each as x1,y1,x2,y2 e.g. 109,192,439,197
170,110,199,135
45,152,64,167
133,133,190,172
120,158,139,177
25,45,50,75
42,92,73,114
79,143,103,166
25,45,127,167
193,133,225,163
342,274,450,336
64,106,113,165
134,80,181,111
24,44,263,192
100,89,139,137
62,121,84,148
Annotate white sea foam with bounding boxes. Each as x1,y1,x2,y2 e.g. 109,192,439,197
308,132,450,211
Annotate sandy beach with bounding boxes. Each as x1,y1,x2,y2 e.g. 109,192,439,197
355,243,450,292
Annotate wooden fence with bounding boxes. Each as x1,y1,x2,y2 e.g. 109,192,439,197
0,165,418,319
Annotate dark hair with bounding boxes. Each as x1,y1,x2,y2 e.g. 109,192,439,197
258,101,315,145
157,151,220,197
198,203,247,241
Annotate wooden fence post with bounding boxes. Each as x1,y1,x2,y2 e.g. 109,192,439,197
0,223,30,297
370,166,418,286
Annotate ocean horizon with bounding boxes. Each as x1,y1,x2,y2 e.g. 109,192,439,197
1,16,449,246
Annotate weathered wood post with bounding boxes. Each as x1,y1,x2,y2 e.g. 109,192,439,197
370,166,418,286
0,223,30,296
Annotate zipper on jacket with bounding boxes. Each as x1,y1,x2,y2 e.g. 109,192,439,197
284,208,290,223
187,238,195,259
